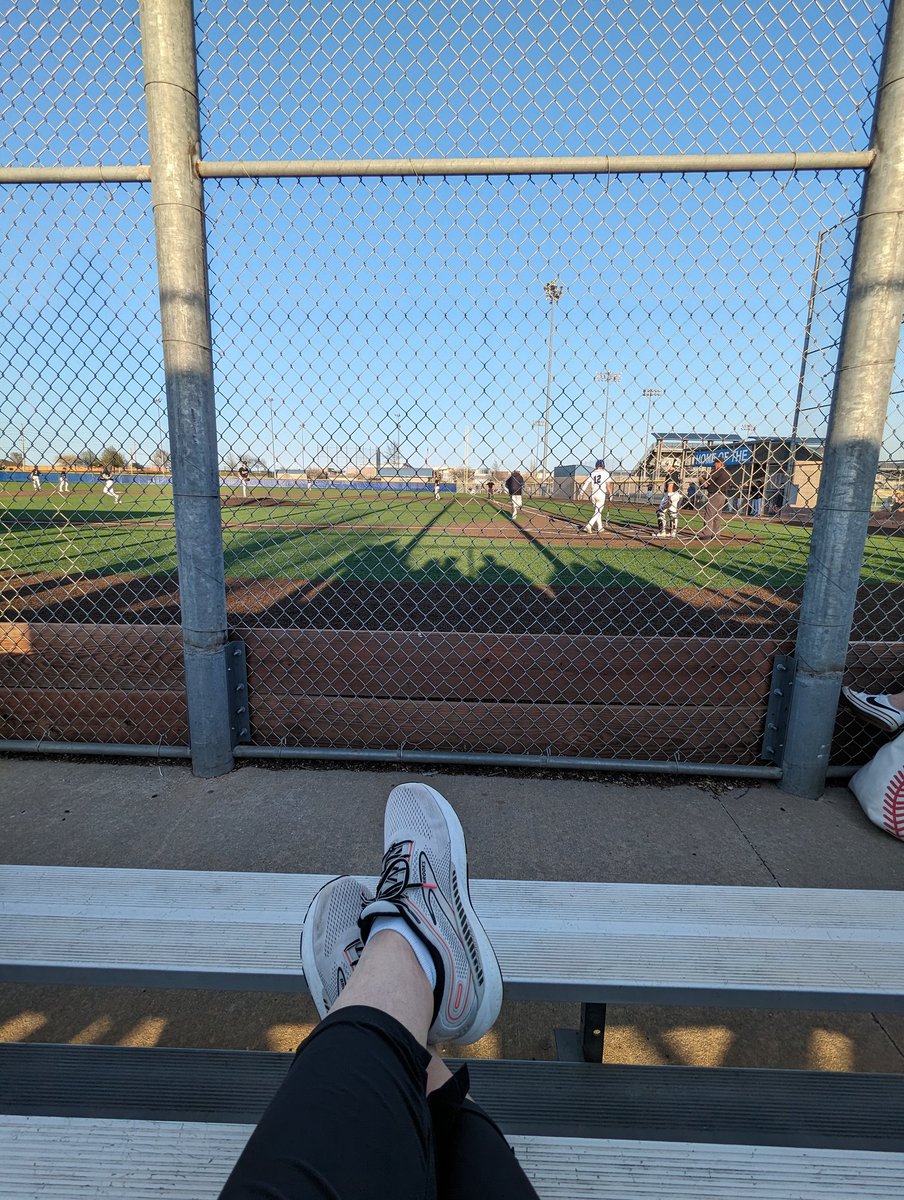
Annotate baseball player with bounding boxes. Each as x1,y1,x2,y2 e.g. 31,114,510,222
30,466,41,491
238,462,251,498
433,476,441,501
100,466,121,504
655,479,682,537
504,468,524,519
580,460,612,533
57,469,69,495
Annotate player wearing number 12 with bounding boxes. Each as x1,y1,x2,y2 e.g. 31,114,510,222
581,460,612,534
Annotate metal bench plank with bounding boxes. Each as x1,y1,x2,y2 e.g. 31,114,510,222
2,1043,903,1152
1,1116,901,1199
2,867,904,1008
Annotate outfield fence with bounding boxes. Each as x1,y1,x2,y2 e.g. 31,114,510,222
1,0,903,794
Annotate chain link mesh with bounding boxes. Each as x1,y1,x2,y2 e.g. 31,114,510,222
195,0,879,160
0,184,184,745
1,0,146,166
203,167,890,763
0,0,900,765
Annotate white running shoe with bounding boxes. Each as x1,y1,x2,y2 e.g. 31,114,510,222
360,783,503,1044
301,876,373,1019
841,687,904,734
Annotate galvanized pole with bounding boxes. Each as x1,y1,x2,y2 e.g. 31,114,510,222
781,0,904,799
139,0,234,776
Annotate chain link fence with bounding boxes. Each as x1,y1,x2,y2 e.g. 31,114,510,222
1,0,901,780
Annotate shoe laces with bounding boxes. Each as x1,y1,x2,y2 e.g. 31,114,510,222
375,840,437,903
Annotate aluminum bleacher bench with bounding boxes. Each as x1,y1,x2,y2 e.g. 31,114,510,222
2,864,904,1198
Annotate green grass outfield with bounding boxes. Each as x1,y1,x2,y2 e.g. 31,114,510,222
0,482,900,594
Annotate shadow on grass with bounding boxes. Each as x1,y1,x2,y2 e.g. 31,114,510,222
3,514,902,640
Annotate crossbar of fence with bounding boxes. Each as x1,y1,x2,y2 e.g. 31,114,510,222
0,150,875,186
0,737,862,782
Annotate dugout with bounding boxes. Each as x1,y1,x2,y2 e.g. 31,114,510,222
551,464,580,500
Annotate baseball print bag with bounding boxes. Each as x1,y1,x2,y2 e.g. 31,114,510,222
848,729,904,841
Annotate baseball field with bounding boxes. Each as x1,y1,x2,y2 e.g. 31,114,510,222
1,482,900,638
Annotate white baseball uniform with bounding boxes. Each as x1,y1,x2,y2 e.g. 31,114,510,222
657,487,682,535
581,468,611,532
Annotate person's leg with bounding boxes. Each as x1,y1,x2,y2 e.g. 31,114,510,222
359,783,531,1199
702,492,724,538
700,494,713,536
221,783,506,1200
219,879,437,1200
711,491,725,537
426,1057,540,1200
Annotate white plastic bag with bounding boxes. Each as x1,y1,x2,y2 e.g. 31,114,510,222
849,729,904,840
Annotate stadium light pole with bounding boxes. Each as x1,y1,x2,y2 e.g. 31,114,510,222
266,396,277,479
595,370,622,464
787,214,858,503
533,418,544,476
642,388,664,486
542,280,563,494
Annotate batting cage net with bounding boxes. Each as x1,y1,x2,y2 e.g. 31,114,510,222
0,0,901,773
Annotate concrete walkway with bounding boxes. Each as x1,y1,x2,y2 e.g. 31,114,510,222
1,757,903,1071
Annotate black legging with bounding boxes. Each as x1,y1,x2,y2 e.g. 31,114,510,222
218,1005,540,1200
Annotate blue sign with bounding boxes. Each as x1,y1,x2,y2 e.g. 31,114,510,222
692,446,753,468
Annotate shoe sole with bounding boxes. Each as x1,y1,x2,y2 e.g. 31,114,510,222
842,688,904,734
389,783,504,1043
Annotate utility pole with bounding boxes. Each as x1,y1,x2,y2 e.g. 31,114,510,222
542,280,563,494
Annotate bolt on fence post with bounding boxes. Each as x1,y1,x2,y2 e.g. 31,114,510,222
781,0,904,799
139,0,233,776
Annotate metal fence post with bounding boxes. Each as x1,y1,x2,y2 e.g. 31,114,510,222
139,0,233,776
781,0,904,799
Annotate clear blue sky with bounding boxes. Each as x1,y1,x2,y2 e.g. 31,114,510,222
1,0,901,473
